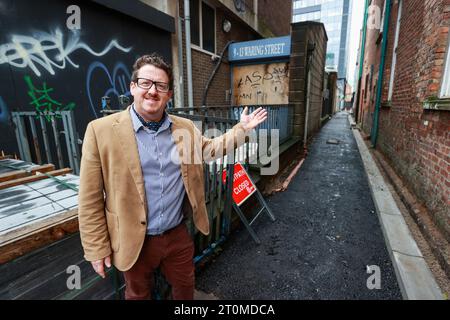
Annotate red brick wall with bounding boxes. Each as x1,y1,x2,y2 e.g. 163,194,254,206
377,0,450,239
307,24,327,134
257,0,292,36
289,22,327,140
178,1,260,107
358,0,384,135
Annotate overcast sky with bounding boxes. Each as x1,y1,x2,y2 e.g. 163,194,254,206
347,0,365,89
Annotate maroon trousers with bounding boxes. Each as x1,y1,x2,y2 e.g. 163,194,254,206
123,223,195,300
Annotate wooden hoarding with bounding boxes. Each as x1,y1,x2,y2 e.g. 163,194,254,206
232,62,290,105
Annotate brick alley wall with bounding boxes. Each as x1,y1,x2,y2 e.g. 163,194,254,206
289,22,327,142
358,0,384,135
257,0,292,36
377,0,450,239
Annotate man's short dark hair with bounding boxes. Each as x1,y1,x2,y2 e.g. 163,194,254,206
131,53,173,89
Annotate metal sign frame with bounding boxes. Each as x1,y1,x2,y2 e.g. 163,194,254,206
225,162,276,244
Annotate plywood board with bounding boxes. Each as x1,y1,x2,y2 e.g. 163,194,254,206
232,62,290,105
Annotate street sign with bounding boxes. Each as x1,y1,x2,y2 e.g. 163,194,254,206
222,162,256,206
228,36,291,62
222,162,276,244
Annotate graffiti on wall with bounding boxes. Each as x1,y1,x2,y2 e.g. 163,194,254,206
86,61,131,118
25,75,76,121
0,28,132,77
0,0,172,157
233,62,289,105
0,96,9,123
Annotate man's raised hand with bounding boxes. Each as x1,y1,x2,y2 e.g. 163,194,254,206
240,106,268,130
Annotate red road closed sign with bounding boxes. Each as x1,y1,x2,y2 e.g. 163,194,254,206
222,163,256,206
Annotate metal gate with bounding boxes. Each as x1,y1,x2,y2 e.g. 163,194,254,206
11,111,81,175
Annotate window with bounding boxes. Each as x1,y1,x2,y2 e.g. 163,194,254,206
190,0,200,46
372,83,377,105
388,0,402,101
202,2,215,53
296,10,321,22
364,74,369,101
190,0,216,54
380,0,387,33
440,34,450,98
295,0,323,7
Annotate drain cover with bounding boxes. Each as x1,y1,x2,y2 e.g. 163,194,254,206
326,139,340,145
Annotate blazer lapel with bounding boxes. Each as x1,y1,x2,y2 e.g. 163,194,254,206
112,108,146,206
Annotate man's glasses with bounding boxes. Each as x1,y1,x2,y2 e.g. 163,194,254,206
135,78,170,93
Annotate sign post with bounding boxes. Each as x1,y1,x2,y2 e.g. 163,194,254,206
222,163,275,244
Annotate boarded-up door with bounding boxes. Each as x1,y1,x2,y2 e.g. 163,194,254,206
232,62,289,105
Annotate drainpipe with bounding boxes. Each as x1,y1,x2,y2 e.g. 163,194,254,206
201,41,234,107
371,0,391,147
355,0,370,123
303,42,316,150
177,4,185,108
184,0,194,111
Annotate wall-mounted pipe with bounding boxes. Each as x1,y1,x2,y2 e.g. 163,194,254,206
371,0,392,147
177,5,185,108
201,41,234,107
355,0,370,123
184,0,194,110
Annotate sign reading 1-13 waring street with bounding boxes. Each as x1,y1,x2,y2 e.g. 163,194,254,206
229,36,291,62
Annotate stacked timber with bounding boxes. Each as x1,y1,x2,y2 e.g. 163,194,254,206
0,157,78,264
0,156,125,299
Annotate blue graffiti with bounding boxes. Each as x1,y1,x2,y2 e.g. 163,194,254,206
0,96,9,123
86,61,131,118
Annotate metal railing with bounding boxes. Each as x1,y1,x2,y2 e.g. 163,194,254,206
169,104,294,167
170,104,294,143
166,109,238,256
11,111,81,175
167,104,294,260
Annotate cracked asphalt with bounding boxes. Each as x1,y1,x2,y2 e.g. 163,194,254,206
196,112,402,300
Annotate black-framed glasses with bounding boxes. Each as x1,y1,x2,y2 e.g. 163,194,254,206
135,78,170,93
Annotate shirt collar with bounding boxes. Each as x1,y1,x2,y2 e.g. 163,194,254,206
130,104,172,133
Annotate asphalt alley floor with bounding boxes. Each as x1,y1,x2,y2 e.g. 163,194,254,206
196,112,402,299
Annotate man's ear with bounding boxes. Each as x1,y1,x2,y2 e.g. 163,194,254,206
130,81,136,96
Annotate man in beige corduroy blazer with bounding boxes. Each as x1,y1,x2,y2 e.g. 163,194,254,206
78,53,267,299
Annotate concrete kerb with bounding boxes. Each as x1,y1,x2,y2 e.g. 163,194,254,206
349,115,443,300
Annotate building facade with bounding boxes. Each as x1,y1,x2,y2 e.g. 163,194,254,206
355,0,450,241
175,0,292,108
0,0,292,161
292,0,352,80
289,22,328,141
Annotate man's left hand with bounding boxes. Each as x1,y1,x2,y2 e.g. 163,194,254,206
240,106,268,131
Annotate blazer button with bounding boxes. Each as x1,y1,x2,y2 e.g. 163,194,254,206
141,221,146,225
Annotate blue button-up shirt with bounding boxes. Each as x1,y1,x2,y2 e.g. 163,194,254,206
130,106,185,235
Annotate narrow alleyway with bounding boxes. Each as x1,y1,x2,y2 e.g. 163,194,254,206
196,112,402,299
